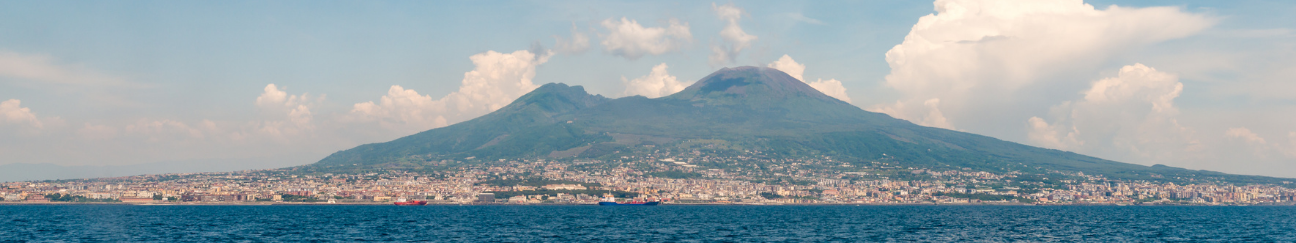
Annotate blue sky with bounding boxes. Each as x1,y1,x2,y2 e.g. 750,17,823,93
2,0,1295,179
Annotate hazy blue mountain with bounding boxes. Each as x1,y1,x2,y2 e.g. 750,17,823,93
312,66,1286,184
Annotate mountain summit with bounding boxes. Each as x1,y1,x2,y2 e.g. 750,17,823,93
666,66,844,105
311,66,1281,184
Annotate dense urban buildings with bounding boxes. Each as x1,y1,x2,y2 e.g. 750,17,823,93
4,149,1294,206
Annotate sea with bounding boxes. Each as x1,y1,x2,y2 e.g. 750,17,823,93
1,205,1294,242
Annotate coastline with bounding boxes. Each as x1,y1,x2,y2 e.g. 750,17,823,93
3,201,1293,206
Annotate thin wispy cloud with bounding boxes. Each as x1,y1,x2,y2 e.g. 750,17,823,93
0,50,143,88
783,12,824,25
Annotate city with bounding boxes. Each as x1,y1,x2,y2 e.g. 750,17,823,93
5,149,1294,206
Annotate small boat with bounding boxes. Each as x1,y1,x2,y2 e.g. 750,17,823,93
394,200,427,206
597,197,659,206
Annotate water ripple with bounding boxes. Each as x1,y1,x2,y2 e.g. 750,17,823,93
0,205,1293,242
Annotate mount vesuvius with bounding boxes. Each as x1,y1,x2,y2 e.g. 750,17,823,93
306,66,1285,184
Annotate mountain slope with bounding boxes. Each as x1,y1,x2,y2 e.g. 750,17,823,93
312,66,1285,184
317,83,611,167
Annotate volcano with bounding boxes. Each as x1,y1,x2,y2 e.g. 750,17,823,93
310,66,1282,184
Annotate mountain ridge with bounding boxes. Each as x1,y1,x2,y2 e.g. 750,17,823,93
311,66,1288,185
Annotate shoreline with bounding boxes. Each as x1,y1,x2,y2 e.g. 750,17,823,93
3,201,1292,206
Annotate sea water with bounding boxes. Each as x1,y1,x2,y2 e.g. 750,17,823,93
2,205,1294,242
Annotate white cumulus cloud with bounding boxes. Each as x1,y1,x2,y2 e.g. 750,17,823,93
255,84,319,137
874,0,1213,130
805,79,851,103
766,55,853,103
1026,116,1080,149
598,17,692,59
710,2,758,66
1,99,42,129
350,50,549,134
350,85,449,131
622,63,690,98
767,55,805,81
1027,63,1200,162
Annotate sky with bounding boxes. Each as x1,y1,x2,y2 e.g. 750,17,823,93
2,0,1295,178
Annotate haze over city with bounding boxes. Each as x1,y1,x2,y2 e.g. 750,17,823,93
2,0,1295,181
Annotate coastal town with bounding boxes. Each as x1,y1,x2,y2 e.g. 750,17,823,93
4,149,1295,206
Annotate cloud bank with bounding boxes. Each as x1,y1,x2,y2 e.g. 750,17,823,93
0,86,335,170
1027,64,1200,161
874,0,1213,130
350,49,551,134
1,48,555,170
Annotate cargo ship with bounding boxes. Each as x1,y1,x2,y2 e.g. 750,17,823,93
393,200,427,206
597,197,659,206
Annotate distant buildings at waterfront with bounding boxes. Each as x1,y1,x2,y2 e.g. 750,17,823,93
3,153,1295,205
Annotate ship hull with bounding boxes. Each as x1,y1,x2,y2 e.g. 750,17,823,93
394,200,428,206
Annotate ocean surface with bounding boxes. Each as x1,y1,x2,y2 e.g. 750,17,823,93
1,205,1294,242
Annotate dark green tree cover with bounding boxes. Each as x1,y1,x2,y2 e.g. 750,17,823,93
475,178,601,187
303,66,1291,185
759,192,783,199
44,193,119,202
279,194,323,202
